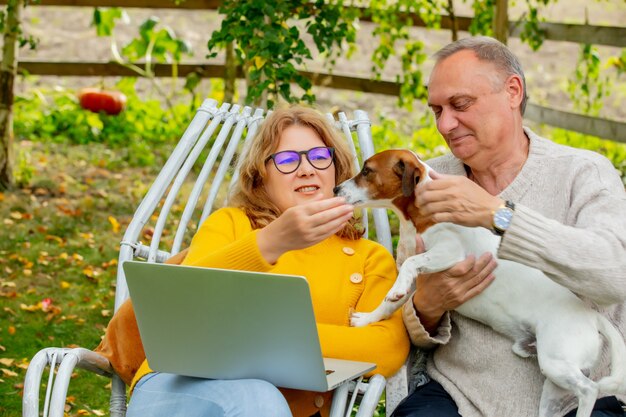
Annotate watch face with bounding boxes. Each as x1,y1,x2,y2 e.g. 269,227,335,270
494,207,514,230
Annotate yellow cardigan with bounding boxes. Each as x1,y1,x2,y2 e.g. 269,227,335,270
131,207,409,407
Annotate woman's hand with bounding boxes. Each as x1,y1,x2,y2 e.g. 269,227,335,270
257,196,354,264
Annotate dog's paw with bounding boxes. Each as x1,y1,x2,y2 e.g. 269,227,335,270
350,311,375,327
385,290,408,302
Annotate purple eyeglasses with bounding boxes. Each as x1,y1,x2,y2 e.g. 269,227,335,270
266,146,335,174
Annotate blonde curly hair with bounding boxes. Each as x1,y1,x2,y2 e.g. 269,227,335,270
229,105,362,240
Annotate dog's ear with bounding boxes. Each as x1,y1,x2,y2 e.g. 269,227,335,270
392,159,415,197
393,159,420,197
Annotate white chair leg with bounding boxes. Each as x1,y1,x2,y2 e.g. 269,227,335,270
110,375,127,417
329,381,351,417
355,375,386,417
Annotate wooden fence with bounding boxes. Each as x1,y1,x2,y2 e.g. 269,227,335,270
4,0,626,143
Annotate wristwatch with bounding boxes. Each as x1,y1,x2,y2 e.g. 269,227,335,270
492,201,515,236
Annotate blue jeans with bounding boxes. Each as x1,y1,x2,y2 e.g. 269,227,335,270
127,372,293,417
392,379,625,417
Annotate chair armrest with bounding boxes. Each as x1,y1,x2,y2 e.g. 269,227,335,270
23,348,114,417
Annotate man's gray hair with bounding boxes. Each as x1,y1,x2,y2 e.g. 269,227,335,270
434,36,528,115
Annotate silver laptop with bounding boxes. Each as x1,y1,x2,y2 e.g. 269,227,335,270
123,261,376,392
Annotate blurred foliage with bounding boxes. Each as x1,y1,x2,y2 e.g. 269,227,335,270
207,0,358,108
568,44,611,116
368,0,442,109
13,78,201,167
93,9,196,115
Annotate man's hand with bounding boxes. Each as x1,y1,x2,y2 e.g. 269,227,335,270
412,252,497,334
415,171,503,229
257,196,354,264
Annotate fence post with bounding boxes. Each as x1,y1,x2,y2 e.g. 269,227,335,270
494,0,509,44
0,0,23,190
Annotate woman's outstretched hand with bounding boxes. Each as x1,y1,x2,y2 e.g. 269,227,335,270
257,196,354,264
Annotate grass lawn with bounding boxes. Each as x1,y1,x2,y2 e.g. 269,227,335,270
0,140,163,417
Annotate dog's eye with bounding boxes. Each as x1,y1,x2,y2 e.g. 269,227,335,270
361,167,371,177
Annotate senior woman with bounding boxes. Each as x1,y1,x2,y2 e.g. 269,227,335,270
125,105,410,417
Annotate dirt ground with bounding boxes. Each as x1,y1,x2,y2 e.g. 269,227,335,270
10,0,626,129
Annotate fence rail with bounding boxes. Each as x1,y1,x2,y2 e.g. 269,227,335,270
1,0,625,47
16,60,626,143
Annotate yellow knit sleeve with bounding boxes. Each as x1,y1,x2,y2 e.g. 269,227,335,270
317,242,409,377
182,207,273,272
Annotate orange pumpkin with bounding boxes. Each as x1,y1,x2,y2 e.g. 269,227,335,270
77,88,127,115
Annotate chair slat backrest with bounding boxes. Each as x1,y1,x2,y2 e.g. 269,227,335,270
114,99,393,312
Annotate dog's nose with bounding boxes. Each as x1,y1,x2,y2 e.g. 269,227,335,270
333,186,341,196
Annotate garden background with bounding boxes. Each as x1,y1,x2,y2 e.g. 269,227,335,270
0,0,625,416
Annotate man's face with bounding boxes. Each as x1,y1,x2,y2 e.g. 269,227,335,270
427,50,519,166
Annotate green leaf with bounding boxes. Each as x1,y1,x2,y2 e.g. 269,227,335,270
92,7,125,37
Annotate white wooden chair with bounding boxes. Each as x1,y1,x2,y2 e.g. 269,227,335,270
22,99,413,417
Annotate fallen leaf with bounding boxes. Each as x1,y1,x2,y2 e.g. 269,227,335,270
45,235,65,245
0,291,17,299
101,259,117,269
20,303,41,312
10,212,23,220
108,216,120,233
95,189,108,198
83,266,97,278
1,368,17,377
0,358,14,366
142,227,154,240
0,192,4,201
8,326,16,335
56,204,81,217
60,281,71,289
101,310,111,317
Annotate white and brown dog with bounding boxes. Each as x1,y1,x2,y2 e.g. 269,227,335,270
334,149,626,417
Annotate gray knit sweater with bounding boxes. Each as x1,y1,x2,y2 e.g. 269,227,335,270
402,127,626,417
